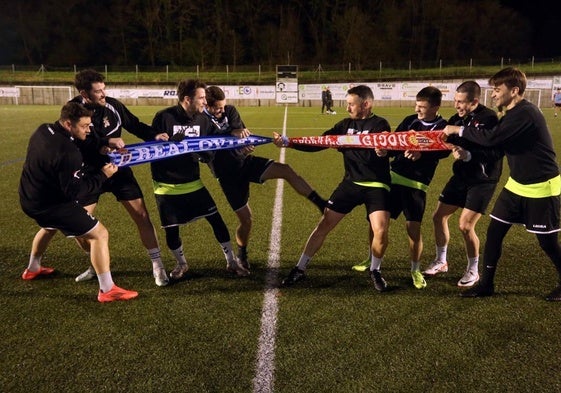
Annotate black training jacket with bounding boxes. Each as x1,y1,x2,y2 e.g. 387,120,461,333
19,121,106,214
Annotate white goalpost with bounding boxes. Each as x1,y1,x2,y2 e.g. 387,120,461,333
484,88,542,108
14,85,73,105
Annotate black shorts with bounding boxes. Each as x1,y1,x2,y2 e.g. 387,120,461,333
218,155,274,211
155,187,218,227
490,188,561,234
25,202,99,237
389,184,426,221
327,179,390,215
78,167,144,206
439,176,498,214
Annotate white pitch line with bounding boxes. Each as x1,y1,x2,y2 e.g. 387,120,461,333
252,106,289,393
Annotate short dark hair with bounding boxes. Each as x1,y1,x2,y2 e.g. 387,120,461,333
60,102,93,124
416,86,442,107
206,85,226,107
177,79,207,102
74,69,105,92
488,67,526,95
456,81,481,102
347,85,374,101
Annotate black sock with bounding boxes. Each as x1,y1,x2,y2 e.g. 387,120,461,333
307,190,327,211
238,246,248,260
479,266,496,289
478,219,511,288
537,233,561,284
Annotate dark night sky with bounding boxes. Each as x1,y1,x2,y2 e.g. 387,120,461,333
501,0,561,58
1,0,560,64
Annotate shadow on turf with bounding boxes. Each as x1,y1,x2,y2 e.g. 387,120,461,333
272,264,508,298
8,260,548,300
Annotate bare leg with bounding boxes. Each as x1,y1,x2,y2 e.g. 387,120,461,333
83,223,111,275
79,221,138,302
458,208,482,259
369,210,390,259
301,208,346,259
426,201,457,273
120,198,159,250
284,208,346,286
24,228,58,272
234,204,252,249
432,201,457,249
30,228,57,261
261,162,313,196
121,198,167,284
405,220,422,262
261,162,326,212
368,210,390,291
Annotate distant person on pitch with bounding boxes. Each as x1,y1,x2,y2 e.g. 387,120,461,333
553,87,561,117
321,86,336,114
